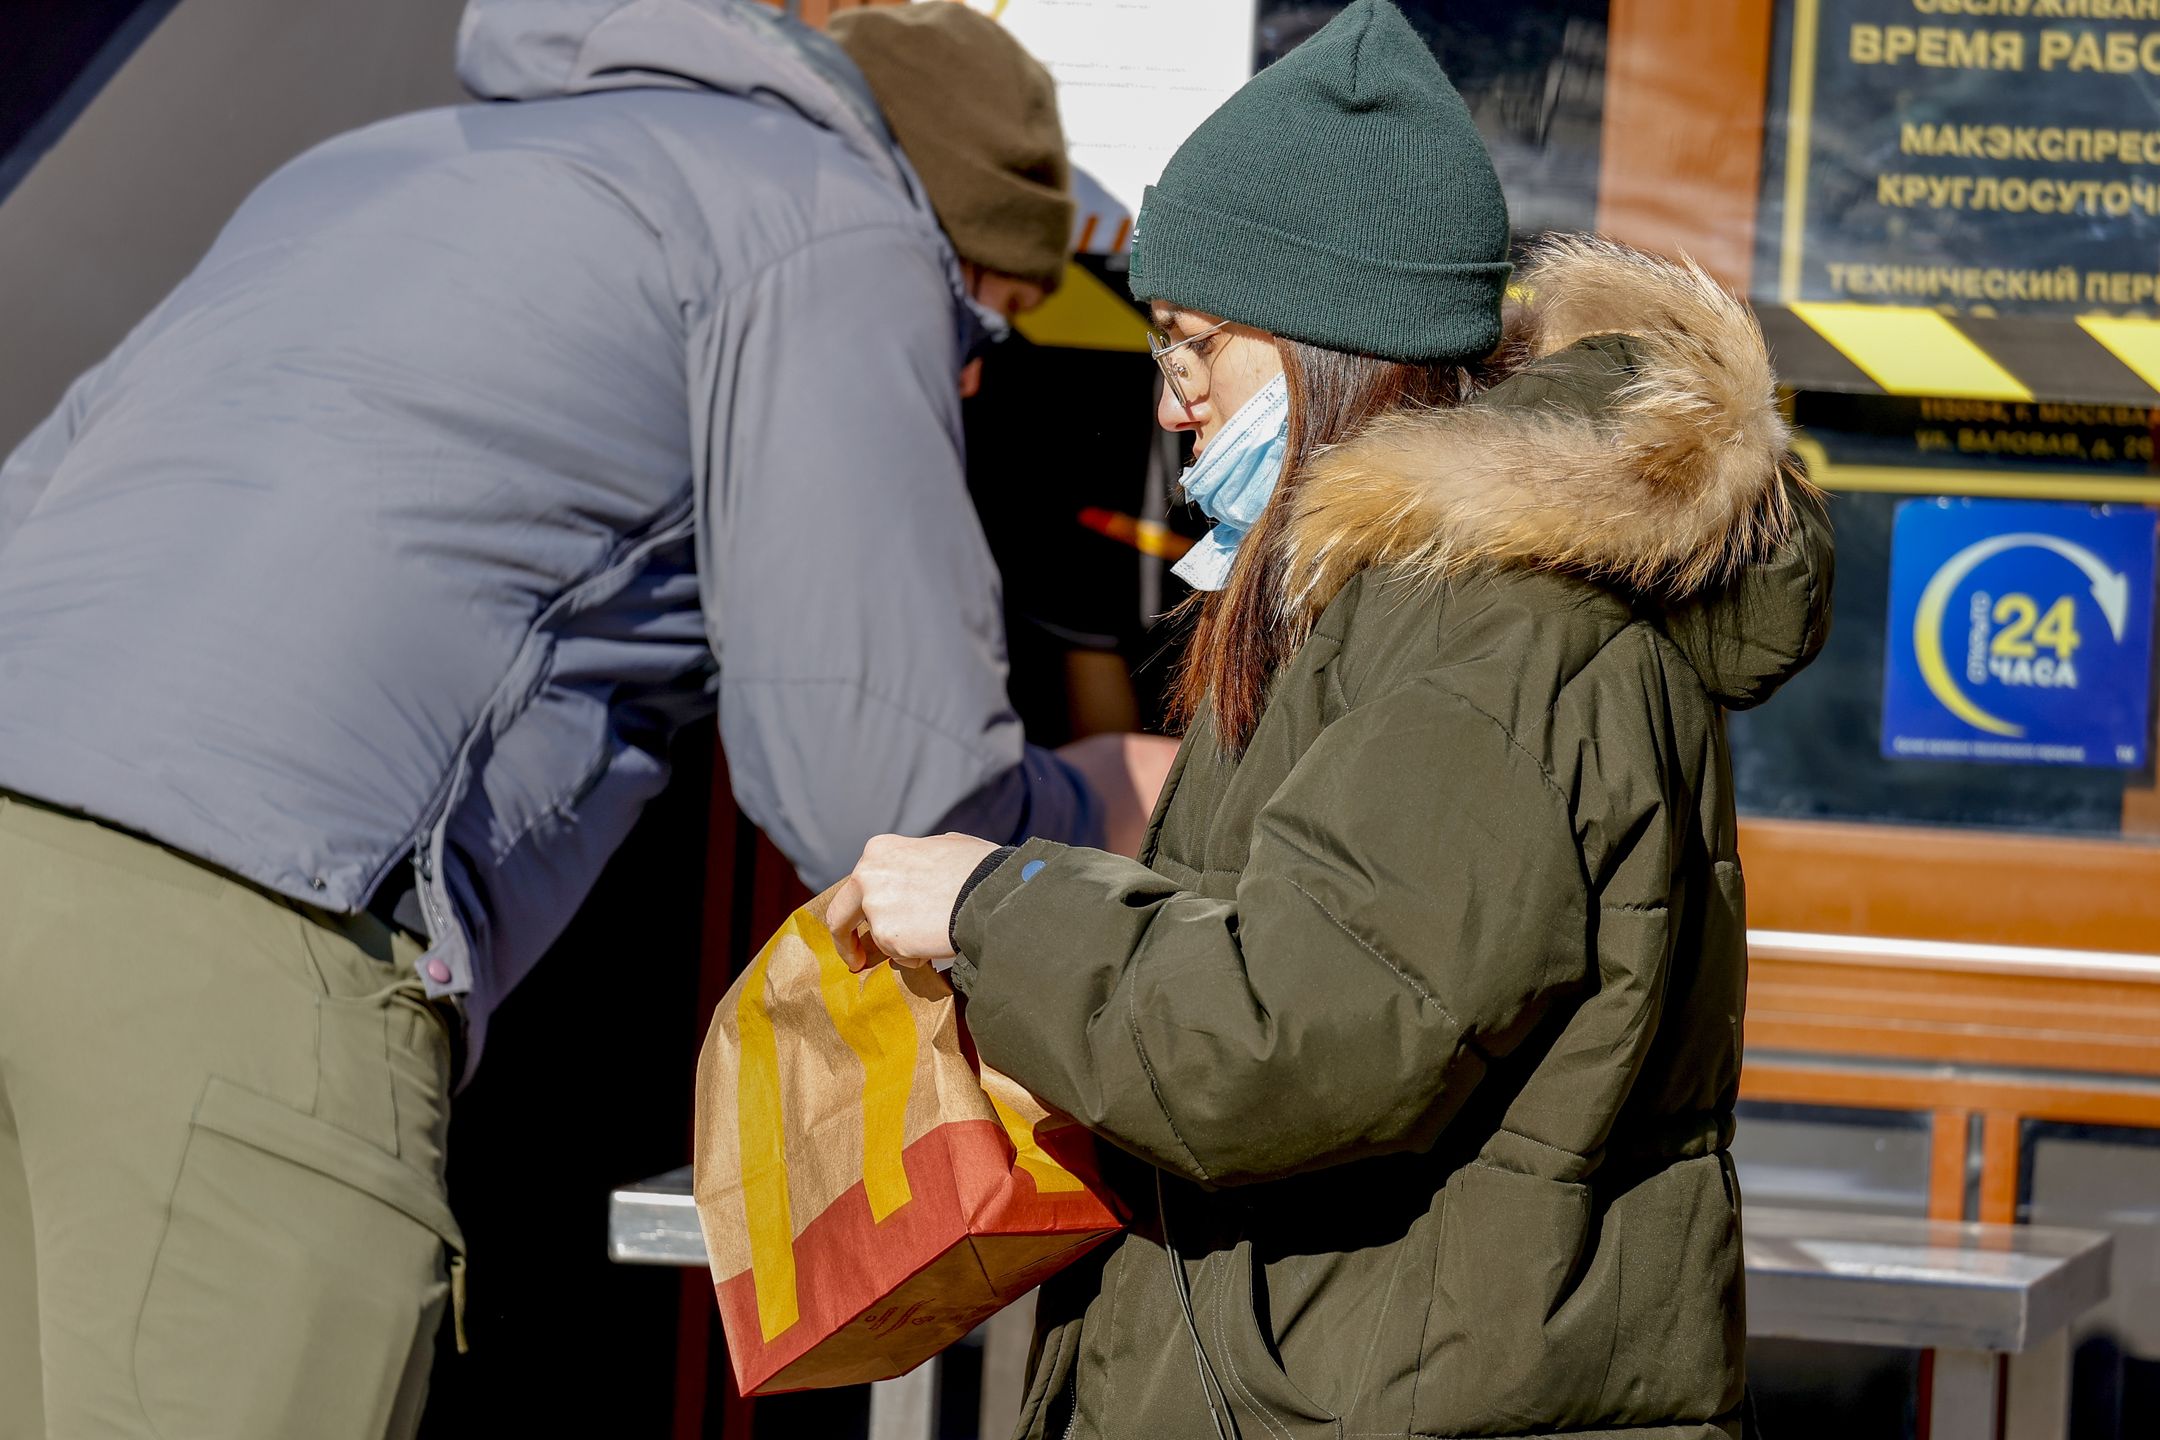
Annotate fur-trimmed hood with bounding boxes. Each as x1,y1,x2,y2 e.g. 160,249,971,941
1279,236,1831,707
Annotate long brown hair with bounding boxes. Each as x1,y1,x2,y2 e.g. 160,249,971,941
1169,337,1500,750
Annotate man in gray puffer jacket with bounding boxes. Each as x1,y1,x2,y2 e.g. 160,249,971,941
0,3,1167,1434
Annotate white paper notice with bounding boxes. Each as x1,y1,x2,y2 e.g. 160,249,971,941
965,0,1257,250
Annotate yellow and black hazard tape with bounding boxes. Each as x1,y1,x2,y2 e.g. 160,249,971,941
1757,303,2160,408
1009,267,2160,416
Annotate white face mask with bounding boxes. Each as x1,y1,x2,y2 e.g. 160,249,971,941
1171,373,1291,592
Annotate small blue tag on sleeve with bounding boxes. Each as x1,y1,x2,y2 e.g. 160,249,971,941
1020,860,1046,882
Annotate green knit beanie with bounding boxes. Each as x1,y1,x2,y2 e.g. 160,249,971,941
1129,0,1510,364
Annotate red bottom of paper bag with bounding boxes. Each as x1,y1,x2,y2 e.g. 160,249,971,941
715,1117,1118,1395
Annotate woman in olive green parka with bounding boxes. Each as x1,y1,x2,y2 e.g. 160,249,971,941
831,4,1832,1436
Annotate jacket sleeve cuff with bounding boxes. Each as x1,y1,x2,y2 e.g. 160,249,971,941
949,839,1067,993
948,846,1017,954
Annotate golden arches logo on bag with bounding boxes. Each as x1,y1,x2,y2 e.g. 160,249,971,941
696,891,1121,1395
735,912,922,1342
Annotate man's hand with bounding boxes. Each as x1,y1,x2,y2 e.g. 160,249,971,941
1057,732,1182,858
827,832,999,971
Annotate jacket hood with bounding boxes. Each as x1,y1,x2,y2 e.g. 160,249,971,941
456,0,917,202
1281,236,1831,707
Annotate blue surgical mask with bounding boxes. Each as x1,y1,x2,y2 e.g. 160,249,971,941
1171,372,1290,591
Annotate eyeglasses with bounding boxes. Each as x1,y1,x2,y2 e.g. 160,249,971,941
1147,319,1231,415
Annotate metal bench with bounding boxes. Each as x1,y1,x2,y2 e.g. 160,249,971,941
610,1170,2112,1440
1743,1205,2110,1440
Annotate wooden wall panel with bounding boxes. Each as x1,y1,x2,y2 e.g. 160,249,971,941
1741,935,2160,1227
1596,0,1776,288
1927,1110,1972,1222
1740,818,2160,956
1746,945,2160,1078
1978,1113,2023,1226
1743,1062,2160,1131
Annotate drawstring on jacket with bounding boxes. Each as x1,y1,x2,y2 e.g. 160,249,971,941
1156,1168,1236,1440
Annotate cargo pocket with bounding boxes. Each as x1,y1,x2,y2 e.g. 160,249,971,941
1204,1240,1343,1440
134,1077,464,1440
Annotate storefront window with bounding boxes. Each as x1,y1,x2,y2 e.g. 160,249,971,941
2024,1124,2160,1425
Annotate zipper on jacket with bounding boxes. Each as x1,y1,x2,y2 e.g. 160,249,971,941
1059,1365,1078,1440
413,841,445,939
1156,1169,1234,1440
391,495,699,984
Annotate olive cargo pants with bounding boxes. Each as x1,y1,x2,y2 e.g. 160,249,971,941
0,795,461,1439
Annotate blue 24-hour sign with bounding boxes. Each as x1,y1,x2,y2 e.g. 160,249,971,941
1883,499,2157,769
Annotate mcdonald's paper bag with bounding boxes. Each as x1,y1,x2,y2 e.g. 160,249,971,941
693,891,1123,1395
